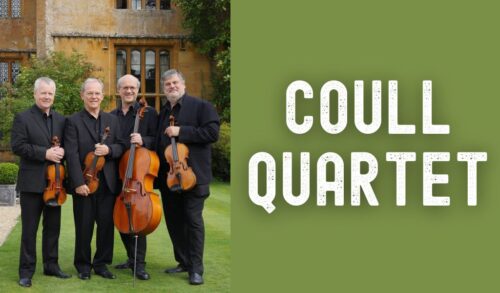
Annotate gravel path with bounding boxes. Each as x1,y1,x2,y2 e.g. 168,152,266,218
0,201,21,246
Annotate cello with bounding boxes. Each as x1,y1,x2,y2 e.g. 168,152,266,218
43,136,67,207
164,115,197,192
113,99,162,236
82,127,110,194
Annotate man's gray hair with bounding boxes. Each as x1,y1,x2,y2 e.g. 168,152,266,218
81,78,104,93
34,77,56,94
117,74,141,90
161,69,185,84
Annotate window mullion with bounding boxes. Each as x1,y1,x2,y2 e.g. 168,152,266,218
126,48,131,75
141,48,145,97
7,62,11,83
155,48,160,109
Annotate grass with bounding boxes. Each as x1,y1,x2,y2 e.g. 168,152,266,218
0,182,230,292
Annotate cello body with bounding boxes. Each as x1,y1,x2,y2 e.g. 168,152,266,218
113,99,162,236
114,146,162,236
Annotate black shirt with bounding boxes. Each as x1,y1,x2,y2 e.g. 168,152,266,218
83,109,103,141
37,106,53,139
110,101,159,150
158,97,183,152
114,103,139,141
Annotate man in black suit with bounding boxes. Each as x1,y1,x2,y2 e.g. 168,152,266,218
64,78,124,280
11,77,72,288
156,69,219,285
110,74,158,280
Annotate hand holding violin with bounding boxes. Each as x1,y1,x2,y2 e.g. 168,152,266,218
94,143,109,156
75,184,90,197
46,146,65,163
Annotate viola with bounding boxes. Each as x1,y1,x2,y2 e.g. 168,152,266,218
113,99,162,236
82,126,110,194
164,115,197,192
43,136,67,207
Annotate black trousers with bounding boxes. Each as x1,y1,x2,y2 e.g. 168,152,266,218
160,185,207,275
72,183,116,273
118,232,147,270
19,192,61,279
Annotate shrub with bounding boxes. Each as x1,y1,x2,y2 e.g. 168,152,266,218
0,162,19,184
212,122,230,181
0,51,95,146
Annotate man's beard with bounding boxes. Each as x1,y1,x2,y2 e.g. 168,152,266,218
166,92,183,104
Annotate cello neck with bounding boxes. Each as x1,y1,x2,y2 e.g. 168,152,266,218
123,105,143,182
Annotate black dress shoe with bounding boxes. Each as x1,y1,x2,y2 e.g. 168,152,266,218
189,272,204,285
44,269,72,279
114,260,131,269
95,269,116,279
78,272,91,280
135,269,150,280
164,265,187,274
18,278,32,287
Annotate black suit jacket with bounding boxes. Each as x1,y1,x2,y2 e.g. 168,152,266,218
11,105,66,193
64,110,125,194
156,94,220,192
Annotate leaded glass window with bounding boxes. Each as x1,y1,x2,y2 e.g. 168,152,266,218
0,62,8,83
132,0,141,10
116,50,127,88
145,50,155,93
0,0,7,18
160,0,170,10
11,61,20,83
11,0,20,17
146,0,155,9
116,0,127,9
159,50,169,75
131,50,141,82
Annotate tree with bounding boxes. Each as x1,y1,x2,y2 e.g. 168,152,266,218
174,0,230,122
0,51,95,146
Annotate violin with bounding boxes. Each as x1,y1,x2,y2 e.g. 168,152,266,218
164,115,197,192
114,99,162,236
82,126,110,194
43,136,67,207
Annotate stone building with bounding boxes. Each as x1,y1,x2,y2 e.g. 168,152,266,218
0,0,212,111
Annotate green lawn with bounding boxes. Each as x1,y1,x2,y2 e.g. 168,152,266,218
0,182,230,292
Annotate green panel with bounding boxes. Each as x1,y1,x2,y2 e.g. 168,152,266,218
233,1,499,292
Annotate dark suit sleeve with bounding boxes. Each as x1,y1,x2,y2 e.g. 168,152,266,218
142,107,158,150
179,101,220,144
64,117,85,189
105,118,125,160
11,113,47,162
